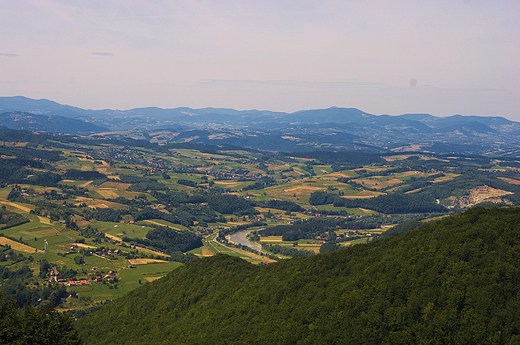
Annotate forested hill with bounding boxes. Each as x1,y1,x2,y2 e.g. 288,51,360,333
77,206,520,344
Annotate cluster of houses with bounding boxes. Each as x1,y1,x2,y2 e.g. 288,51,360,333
52,268,117,286
67,244,122,256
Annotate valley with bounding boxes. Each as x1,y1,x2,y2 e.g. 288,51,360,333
0,125,519,315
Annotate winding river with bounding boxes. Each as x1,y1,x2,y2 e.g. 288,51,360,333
228,229,264,252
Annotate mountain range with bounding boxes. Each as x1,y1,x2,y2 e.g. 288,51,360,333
1,96,519,155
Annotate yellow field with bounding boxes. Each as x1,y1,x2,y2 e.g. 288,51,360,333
260,236,283,242
78,181,93,188
0,201,32,213
297,246,320,253
341,190,385,198
95,189,119,198
214,181,242,188
0,237,37,253
405,188,422,194
75,243,98,249
134,246,170,257
498,177,520,185
128,259,168,265
144,276,163,282
37,216,52,224
143,220,177,228
201,247,214,257
433,174,459,182
104,233,122,241
282,185,322,195
328,172,354,178
88,204,109,208
383,155,413,162
230,247,276,262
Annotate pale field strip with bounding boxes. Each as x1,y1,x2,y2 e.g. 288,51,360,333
95,189,119,199
327,172,354,178
78,181,93,188
260,236,283,242
104,233,123,241
0,237,37,253
230,247,276,262
225,221,248,226
78,157,110,166
88,204,109,209
433,174,460,182
144,276,163,282
283,186,322,194
0,201,32,213
127,258,168,265
498,177,520,185
405,188,422,194
383,155,413,162
214,181,242,187
104,233,171,257
75,243,98,249
340,191,385,198
142,220,178,228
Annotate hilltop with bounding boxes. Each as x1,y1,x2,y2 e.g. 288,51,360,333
76,206,520,344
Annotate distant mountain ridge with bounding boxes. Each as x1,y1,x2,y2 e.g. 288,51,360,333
1,96,519,155
0,111,108,134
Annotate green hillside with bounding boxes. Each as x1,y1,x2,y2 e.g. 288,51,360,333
77,206,520,344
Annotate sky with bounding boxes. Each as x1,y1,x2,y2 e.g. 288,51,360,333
0,0,519,120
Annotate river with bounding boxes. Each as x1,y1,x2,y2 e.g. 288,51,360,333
228,229,264,252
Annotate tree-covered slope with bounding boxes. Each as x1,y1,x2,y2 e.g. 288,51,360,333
77,207,520,344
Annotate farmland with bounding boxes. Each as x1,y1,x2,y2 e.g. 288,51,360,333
1,130,519,312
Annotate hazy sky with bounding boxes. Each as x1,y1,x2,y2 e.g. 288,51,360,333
1,0,519,120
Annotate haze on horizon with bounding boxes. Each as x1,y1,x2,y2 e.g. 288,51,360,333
0,0,519,121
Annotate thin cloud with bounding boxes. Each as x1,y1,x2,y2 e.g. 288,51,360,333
0,53,20,57
88,52,113,56
196,79,501,93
